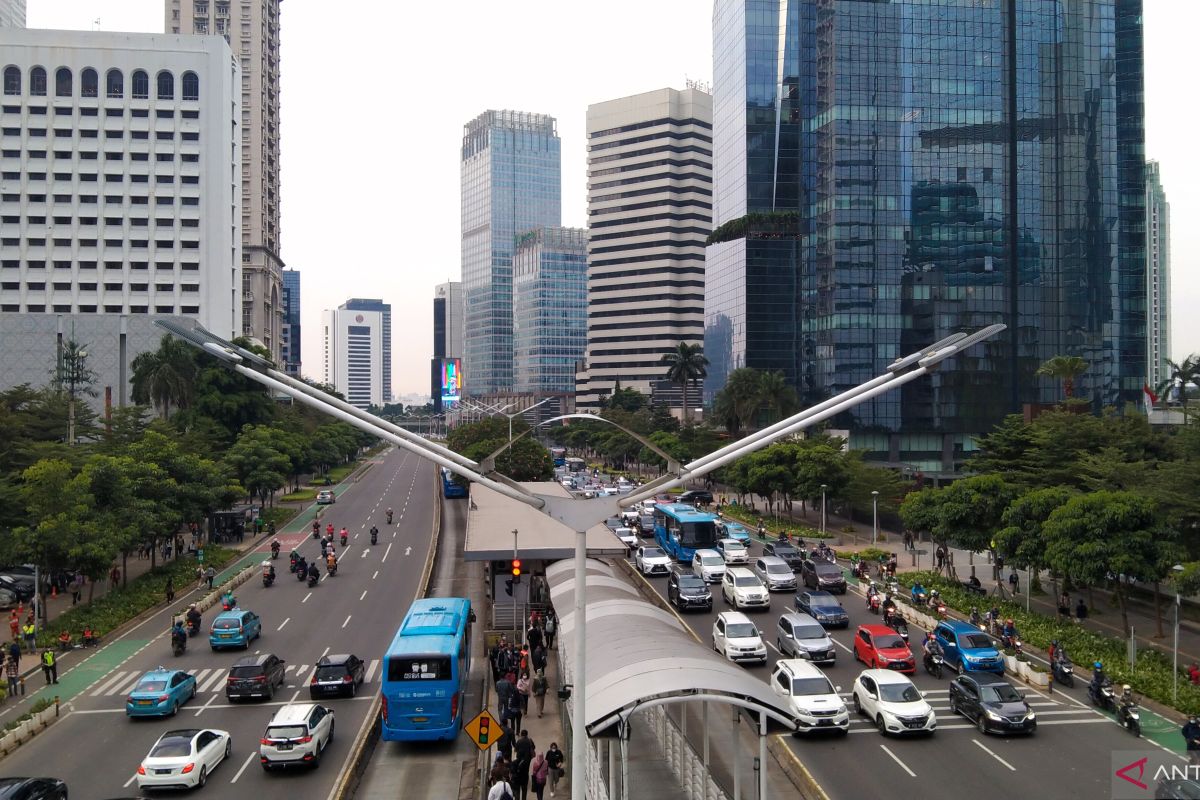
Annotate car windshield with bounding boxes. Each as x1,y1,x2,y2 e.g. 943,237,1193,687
213,618,241,630
775,546,797,556
135,679,168,692
722,541,745,551
878,683,922,703
266,725,307,740
792,677,835,696
795,624,826,640
681,521,718,547
230,665,263,678
734,576,762,587
766,563,791,574
808,594,837,607
725,623,758,639
980,684,1024,703
150,737,194,757
873,634,907,650
963,633,993,649
700,555,723,566
816,564,840,575
642,548,665,558
315,665,348,680
678,576,705,590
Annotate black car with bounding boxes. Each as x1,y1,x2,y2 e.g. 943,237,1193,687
0,778,68,799
800,559,847,594
677,490,713,506
794,591,849,628
667,567,713,612
225,653,286,701
310,653,366,698
1156,778,1200,799
948,675,1037,735
763,543,804,571
0,575,35,603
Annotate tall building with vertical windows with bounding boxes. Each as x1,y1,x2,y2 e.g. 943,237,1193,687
167,0,283,363
280,268,300,376
1145,160,1170,391
322,302,383,410
460,110,561,395
575,88,712,410
0,0,25,28
514,227,587,394
340,298,391,402
431,281,462,410
706,0,1146,473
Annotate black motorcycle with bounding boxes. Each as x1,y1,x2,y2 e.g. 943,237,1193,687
262,571,275,587
1089,679,1116,712
171,633,186,657
296,563,309,582
1051,656,1074,687
386,511,393,525
186,617,201,638
307,571,319,587
924,651,944,679
370,530,378,545
270,543,280,559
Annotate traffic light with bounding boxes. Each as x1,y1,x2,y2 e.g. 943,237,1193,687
511,558,522,584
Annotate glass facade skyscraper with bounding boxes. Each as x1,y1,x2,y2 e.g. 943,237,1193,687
513,227,587,394
281,269,301,377
706,0,1146,472
461,111,561,395
1145,160,1170,391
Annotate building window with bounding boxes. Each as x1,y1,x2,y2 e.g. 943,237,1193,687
29,67,46,96
55,68,72,97
2,67,19,96
106,69,123,98
156,71,174,101
132,70,148,99
81,68,98,98
182,71,199,101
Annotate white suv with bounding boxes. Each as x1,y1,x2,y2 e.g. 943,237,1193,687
715,538,750,565
712,611,767,663
721,567,770,610
771,659,849,734
692,549,726,584
259,703,336,769
852,669,936,736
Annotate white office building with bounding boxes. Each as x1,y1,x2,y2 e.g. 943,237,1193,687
575,88,712,410
323,304,384,410
0,0,25,29
0,28,241,336
1146,160,1170,390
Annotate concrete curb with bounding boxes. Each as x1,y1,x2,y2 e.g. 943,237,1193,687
0,701,62,760
767,734,831,800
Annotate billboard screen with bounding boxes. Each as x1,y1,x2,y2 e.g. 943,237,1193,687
440,358,462,404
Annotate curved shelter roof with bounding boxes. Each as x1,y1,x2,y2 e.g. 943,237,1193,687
545,559,795,737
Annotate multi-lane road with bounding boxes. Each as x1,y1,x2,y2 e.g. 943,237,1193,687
0,446,435,800
628,532,1188,799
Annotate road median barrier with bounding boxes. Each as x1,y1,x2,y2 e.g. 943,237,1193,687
0,698,61,761
768,734,831,800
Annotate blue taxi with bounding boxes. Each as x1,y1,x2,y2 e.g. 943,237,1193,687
125,668,197,717
720,521,752,544
208,608,262,650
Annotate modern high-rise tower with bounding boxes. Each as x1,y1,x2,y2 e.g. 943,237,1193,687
431,281,462,410
0,0,25,28
576,88,712,410
1145,160,1170,391
341,298,391,402
706,0,1146,473
514,227,587,395
167,0,283,362
322,303,384,410
281,268,300,377
460,110,561,395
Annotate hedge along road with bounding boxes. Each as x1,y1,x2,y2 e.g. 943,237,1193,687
0,446,437,800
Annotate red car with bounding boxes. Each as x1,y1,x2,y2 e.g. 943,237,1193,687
853,624,915,673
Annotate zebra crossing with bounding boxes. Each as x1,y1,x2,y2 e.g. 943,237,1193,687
838,687,1101,734
88,659,382,698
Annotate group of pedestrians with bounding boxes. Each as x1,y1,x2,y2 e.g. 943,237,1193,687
488,726,563,800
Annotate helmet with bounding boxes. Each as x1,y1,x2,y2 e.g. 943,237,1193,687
1051,639,1059,646
1094,661,1103,670
1006,618,1013,625
930,589,940,598
970,606,978,614
1122,684,1131,692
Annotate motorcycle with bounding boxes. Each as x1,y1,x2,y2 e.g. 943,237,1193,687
186,617,201,638
1089,679,1116,712
923,651,944,679
326,560,338,577
296,564,309,582
868,593,882,614
890,617,909,643
1117,700,1142,737
270,542,280,559
221,593,236,611
911,588,928,607
172,633,186,657
1001,633,1023,655
932,598,948,619
311,522,321,539
370,530,378,545
386,511,393,525
307,571,319,587
1051,656,1075,687
262,570,275,587
340,532,348,547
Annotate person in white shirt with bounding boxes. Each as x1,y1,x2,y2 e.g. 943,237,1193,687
487,778,514,800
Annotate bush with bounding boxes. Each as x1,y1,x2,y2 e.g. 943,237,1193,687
841,525,856,533
843,548,892,563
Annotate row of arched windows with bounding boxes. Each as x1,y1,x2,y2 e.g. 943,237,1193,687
2,66,199,101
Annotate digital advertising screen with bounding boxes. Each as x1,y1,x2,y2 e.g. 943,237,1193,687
440,358,462,404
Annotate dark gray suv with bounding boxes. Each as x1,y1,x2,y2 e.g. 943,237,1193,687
667,567,713,612
226,653,286,701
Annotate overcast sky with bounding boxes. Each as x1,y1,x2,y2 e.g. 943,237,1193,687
28,1,1198,397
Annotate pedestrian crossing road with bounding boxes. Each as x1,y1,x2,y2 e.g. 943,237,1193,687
87,659,383,698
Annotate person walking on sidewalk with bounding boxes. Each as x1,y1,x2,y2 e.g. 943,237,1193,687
40,648,57,685
1183,716,1200,765
165,577,175,604
70,573,84,605
1008,569,1019,595
530,750,549,800
204,566,215,590
544,615,556,650
1075,598,1089,623
8,610,18,643
545,743,564,797
5,652,17,697
532,669,548,718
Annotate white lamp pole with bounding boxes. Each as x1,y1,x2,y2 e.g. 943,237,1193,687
820,484,828,536
1174,564,1185,705
871,491,879,545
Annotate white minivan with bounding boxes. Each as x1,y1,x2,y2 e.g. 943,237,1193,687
692,549,726,584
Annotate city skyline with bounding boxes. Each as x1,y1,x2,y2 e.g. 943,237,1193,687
23,0,1200,398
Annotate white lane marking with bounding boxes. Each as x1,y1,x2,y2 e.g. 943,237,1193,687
302,591,312,604
289,689,301,702
880,744,916,777
382,543,392,563
191,669,212,688
831,637,853,654
92,670,131,697
230,751,257,783
372,571,379,580
361,549,369,558
124,773,138,788
972,738,1017,771
342,614,352,629
321,646,330,659
393,531,397,539
360,590,368,601
116,673,144,695
193,692,218,716
200,670,228,693
404,546,411,556
277,617,290,632
364,659,380,683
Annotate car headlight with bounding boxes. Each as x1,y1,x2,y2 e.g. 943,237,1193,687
1025,711,1036,721
985,710,1004,721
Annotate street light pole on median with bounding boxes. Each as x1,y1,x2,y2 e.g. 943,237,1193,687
871,491,879,546
1174,563,1185,705
820,484,828,537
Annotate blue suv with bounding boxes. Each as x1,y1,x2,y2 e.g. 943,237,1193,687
933,620,1004,674
209,608,262,650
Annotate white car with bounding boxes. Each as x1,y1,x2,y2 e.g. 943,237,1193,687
721,567,770,610
771,659,849,734
851,668,937,736
614,527,639,550
635,545,671,576
692,549,726,584
712,611,767,663
641,498,659,511
260,703,336,770
715,538,750,565
137,728,232,790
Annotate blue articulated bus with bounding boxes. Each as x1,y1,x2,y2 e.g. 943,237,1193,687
381,597,474,742
442,467,468,499
654,503,720,563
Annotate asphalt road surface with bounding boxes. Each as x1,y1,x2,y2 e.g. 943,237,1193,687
630,534,1188,800
0,447,436,800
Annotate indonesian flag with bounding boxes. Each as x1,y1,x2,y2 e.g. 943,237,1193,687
1144,383,1158,411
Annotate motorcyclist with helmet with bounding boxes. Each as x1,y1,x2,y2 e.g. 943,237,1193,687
170,618,187,654
306,561,320,585
1001,618,1019,649
270,538,281,559
910,581,928,606
185,604,202,636
370,524,379,545
325,522,334,539
326,551,338,575
922,631,944,672
386,508,393,524
1117,684,1138,729
340,527,349,547
968,606,983,628
1088,661,1114,708
296,555,309,581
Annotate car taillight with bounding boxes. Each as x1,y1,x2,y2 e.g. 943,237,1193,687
137,765,146,775
297,735,313,744
158,694,169,703
181,762,195,774
126,695,134,704
310,674,317,684
343,675,353,682
227,676,236,682
451,692,459,720
381,695,388,722
254,675,267,682
259,738,273,745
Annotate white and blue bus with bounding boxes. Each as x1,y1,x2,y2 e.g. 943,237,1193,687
654,503,720,563
380,597,474,742
441,467,468,499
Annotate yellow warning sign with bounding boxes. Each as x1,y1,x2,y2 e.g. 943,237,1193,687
463,709,502,751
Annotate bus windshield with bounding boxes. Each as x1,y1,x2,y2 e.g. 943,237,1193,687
680,521,717,547
387,656,452,681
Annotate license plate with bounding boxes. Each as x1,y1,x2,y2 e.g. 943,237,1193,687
156,769,173,775
137,700,153,706
411,716,429,723
817,719,833,726
277,743,293,751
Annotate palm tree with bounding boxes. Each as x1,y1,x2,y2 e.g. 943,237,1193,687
1156,355,1200,417
131,335,197,419
660,342,709,425
1035,355,1088,400
713,367,763,434
757,370,799,424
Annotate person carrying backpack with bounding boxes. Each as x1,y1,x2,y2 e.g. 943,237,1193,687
487,777,514,800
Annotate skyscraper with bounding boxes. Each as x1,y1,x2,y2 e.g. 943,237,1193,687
431,281,462,410
1145,160,1170,391
575,88,712,410
514,227,587,394
706,0,1146,472
322,302,384,410
281,268,301,377
0,0,25,28
167,0,283,362
460,110,561,395
341,298,391,402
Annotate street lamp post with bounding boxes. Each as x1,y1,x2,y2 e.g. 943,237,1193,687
820,484,828,537
1174,564,1185,705
871,491,879,545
